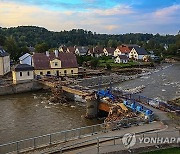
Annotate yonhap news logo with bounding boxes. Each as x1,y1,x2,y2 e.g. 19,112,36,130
122,132,180,148
122,133,136,148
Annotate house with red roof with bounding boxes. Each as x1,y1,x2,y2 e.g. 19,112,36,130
32,50,78,76
114,45,131,57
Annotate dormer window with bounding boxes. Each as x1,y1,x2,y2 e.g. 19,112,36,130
55,62,58,66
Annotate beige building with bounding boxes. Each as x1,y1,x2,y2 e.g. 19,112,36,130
32,50,78,76
129,47,148,60
0,47,10,76
12,64,34,84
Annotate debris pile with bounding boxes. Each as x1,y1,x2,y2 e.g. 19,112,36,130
104,103,137,123
49,87,67,104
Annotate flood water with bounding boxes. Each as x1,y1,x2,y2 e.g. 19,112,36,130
0,92,101,144
114,63,180,101
0,63,179,144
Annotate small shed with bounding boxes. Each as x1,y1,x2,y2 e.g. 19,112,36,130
12,64,34,84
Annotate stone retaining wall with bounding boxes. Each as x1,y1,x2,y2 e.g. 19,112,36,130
0,81,43,96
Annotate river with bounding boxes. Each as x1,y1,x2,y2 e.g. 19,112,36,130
0,63,179,144
114,63,180,101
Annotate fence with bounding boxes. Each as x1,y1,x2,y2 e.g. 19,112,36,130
58,129,180,154
0,117,144,154
113,90,180,113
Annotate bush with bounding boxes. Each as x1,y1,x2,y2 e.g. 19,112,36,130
106,63,112,70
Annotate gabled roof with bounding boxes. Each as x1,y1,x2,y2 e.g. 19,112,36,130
104,47,115,54
68,47,76,53
19,53,31,61
117,46,131,53
13,64,34,71
122,44,140,50
0,46,9,57
93,47,104,54
76,46,89,54
133,47,148,55
32,52,78,70
59,45,67,52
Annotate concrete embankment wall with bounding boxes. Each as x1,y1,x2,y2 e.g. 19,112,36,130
0,81,43,96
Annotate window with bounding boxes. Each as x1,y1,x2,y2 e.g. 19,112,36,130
55,62,58,66
47,71,51,75
40,72,43,75
27,71,30,76
71,70,73,74
64,70,67,75
20,72,22,77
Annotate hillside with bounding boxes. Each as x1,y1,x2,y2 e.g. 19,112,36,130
0,26,179,61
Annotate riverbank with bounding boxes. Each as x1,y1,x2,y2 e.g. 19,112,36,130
167,97,180,126
0,81,43,96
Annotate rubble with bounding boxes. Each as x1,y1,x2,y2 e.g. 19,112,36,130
49,87,68,104
104,104,137,123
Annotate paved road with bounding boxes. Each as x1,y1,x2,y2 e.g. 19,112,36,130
25,121,167,154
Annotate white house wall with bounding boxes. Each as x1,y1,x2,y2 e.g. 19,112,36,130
13,70,34,84
114,49,121,57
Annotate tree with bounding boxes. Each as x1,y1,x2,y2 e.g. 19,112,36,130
35,42,49,53
90,58,99,69
4,36,19,61
0,35,6,46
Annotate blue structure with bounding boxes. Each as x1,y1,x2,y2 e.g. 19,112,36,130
123,100,154,121
96,89,115,101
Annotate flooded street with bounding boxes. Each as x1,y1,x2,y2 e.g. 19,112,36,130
0,63,179,144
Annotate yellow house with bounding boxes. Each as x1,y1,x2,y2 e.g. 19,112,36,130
32,50,78,76
12,64,34,84
0,46,10,76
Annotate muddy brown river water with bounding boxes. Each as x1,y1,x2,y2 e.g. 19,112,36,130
0,63,179,144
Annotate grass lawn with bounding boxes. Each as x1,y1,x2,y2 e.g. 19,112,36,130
142,147,180,154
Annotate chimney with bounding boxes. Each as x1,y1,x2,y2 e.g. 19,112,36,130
46,51,49,57
54,50,59,58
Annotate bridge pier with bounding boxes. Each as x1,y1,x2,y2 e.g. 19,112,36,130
85,94,99,119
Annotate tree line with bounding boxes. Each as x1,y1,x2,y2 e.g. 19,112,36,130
0,26,179,61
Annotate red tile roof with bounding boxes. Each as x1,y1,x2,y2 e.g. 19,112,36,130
32,52,78,70
117,46,131,53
